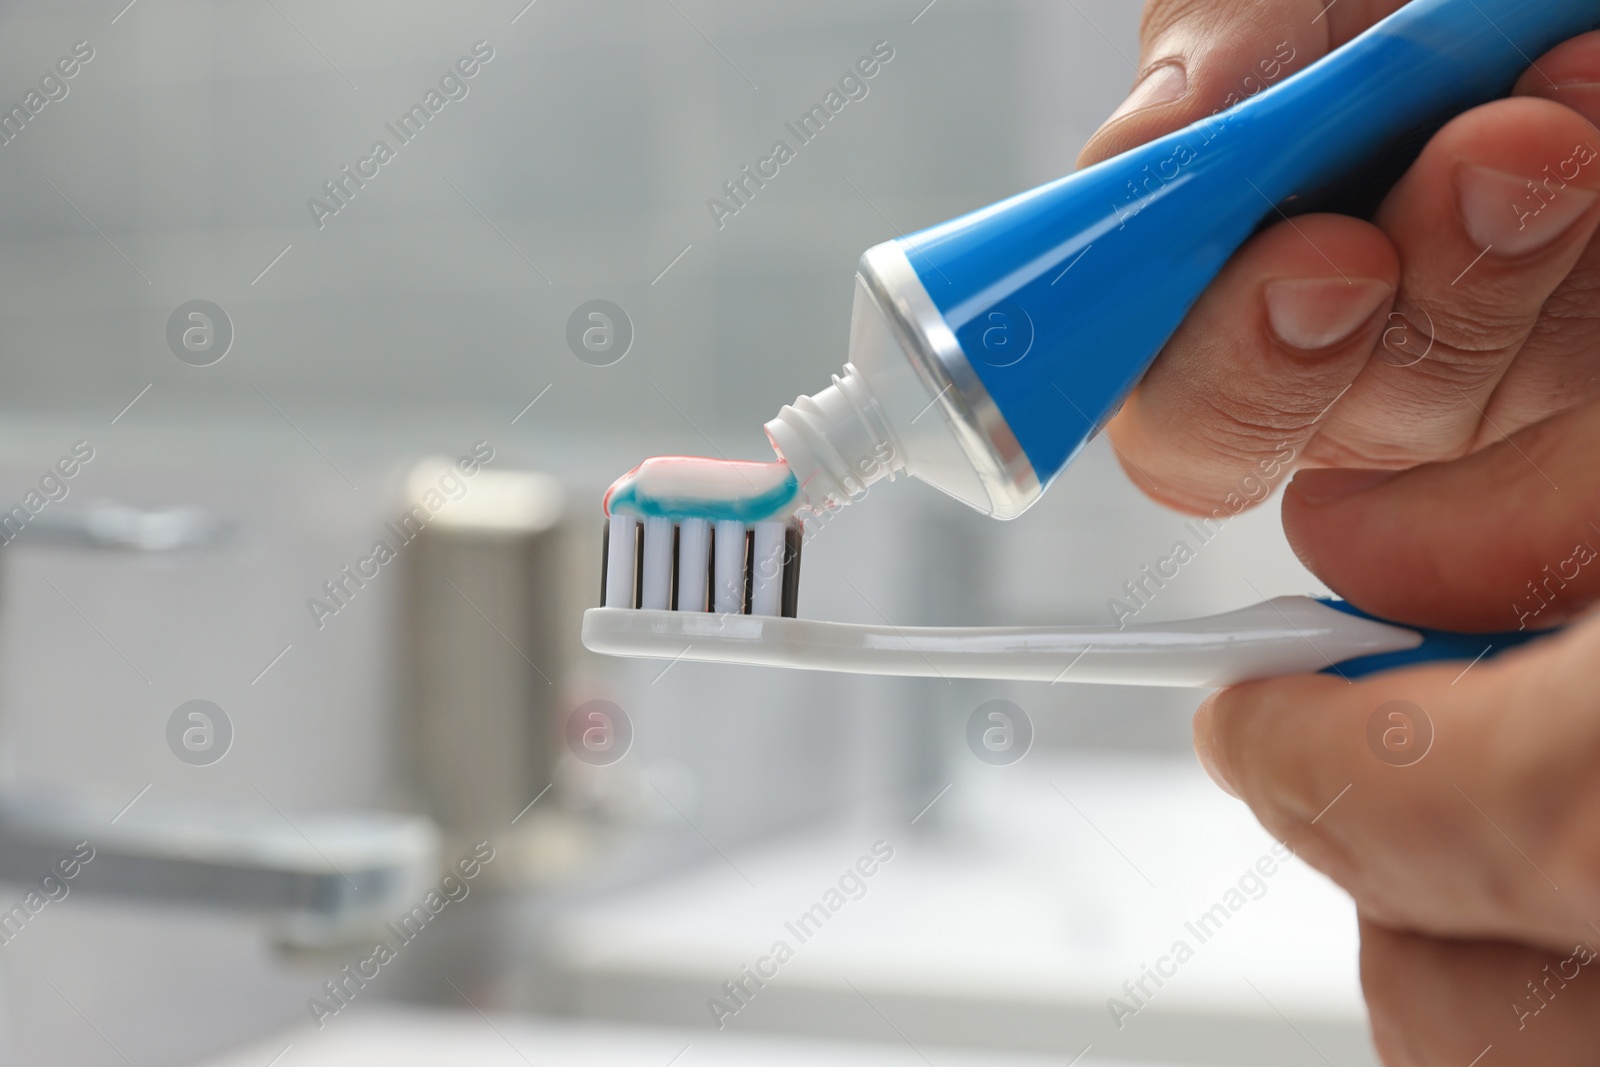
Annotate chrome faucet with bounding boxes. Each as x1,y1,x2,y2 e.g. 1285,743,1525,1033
0,501,440,947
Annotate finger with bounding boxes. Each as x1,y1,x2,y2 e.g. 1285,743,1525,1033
1361,921,1600,1066
1194,616,1600,949
1106,214,1398,514
1306,97,1600,469
1283,399,1600,633
1078,0,1405,169
1484,31,1600,436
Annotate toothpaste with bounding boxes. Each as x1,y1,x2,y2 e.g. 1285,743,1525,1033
603,456,800,524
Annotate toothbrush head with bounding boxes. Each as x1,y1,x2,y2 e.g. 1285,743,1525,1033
600,457,805,618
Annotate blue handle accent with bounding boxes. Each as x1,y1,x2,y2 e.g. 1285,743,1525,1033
1318,599,1551,679
896,0,1600,488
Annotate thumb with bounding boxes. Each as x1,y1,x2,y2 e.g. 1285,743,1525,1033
1282,400,1600,633
1077,0,1405,170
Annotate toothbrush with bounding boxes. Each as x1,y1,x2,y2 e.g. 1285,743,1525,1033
582,597,1545,688
584,0,1590,684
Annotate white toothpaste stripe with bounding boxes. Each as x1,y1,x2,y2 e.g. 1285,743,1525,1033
607,457,798,520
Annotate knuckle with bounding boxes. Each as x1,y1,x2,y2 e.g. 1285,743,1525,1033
1139,0,1211,49
1542,260,1600,319
1391,297,1525,369
1113,462,1209,516
1300,433,1425,470
1395,350,1508,405
1527,269,1600,363
1193,389,1317,452
1123,398,1304,513
1110,387,1307,515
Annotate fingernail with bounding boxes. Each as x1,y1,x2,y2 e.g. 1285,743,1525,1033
1291,468,1398,506
1104,61,1189,125
1458,162,1600,258
1263,278,1394,353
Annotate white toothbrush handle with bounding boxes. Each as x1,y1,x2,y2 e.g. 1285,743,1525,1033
584,597,1454,687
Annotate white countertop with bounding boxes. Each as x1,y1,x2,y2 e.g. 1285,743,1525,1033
549,751,1376,1066
196,1007,1197,1067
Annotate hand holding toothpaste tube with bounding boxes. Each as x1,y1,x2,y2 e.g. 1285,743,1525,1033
1083,15,1600,518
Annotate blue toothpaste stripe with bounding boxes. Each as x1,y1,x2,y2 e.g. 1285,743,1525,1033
608,470,801,524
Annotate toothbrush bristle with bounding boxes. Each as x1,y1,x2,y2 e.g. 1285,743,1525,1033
781,523,802,618
600,513,802,618
676,518,710,611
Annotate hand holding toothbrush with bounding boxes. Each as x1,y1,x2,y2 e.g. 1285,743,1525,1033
1197,399,1600,1062
1085,4,1600,1060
